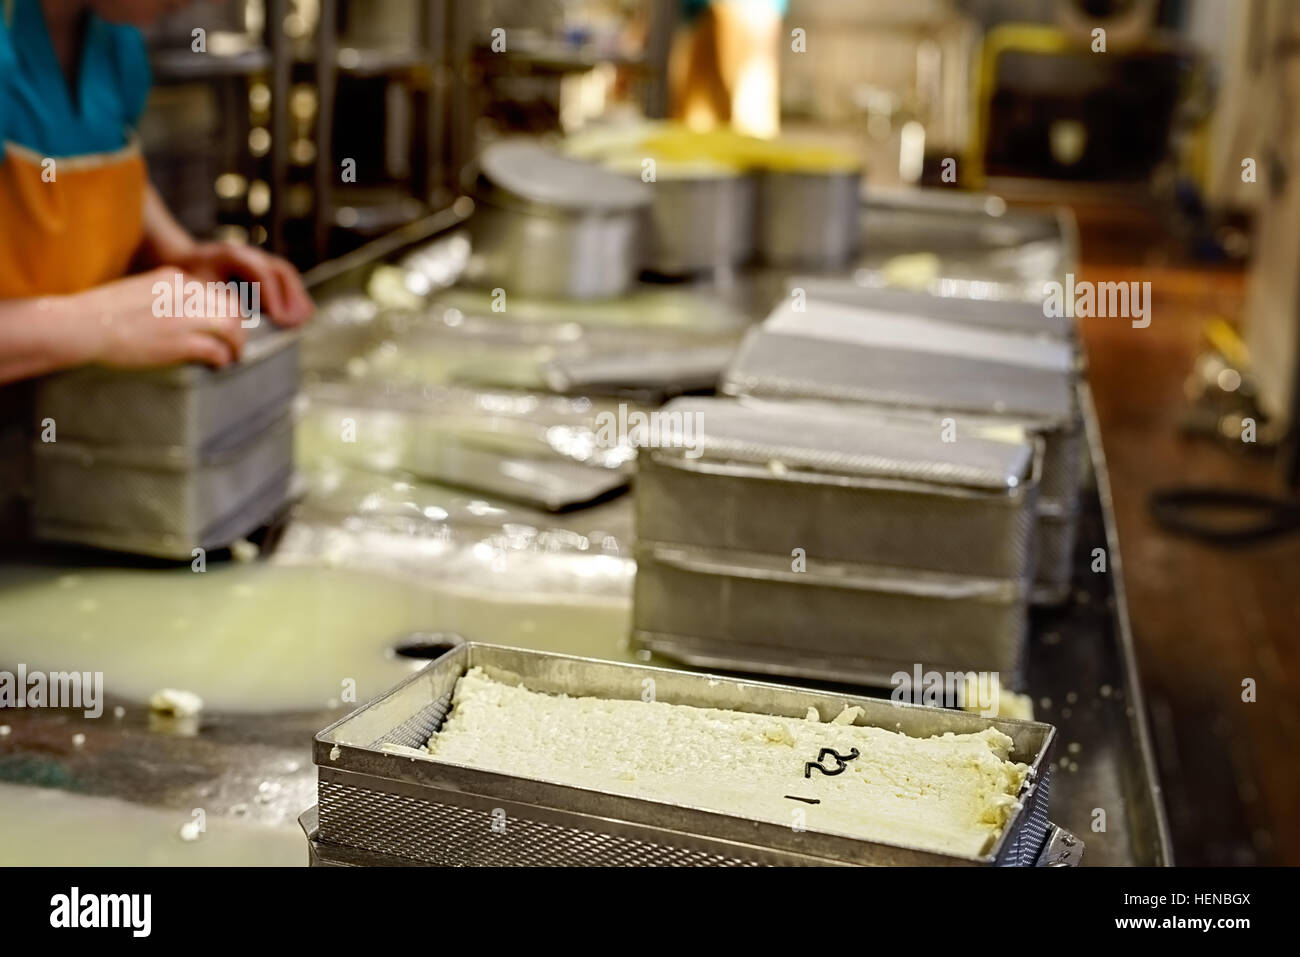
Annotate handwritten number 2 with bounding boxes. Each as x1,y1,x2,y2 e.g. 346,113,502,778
804,747,860,778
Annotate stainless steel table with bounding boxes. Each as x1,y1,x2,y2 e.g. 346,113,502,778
0,196,1172,866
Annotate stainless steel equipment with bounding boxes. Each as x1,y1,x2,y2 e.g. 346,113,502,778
786,277,1075,340
638,169,756,275
29,327,300,559
858,188,1078,305
31,412,293,559
635,549,1033,687
630,396,1041,686
540,345,735,401
722,300,1083,603
465,141,651,299
758,169,861,268
1,215,1169,869
634,397,1040,581
306,642,1077,866
33,327,299,451
297,385,634,511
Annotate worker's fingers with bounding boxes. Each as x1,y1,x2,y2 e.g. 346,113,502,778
272,253,315,321
265,260,300,325
266,257,314,326
185,244,314,326
171,333,237,369
283,261,316,323
213,245,289,321
218,283,255,333
177,312,246,359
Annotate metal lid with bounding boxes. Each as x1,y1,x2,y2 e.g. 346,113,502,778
49,323,300,388
786,277,1074,340
723,305,1077,425
478,140,651,212
763,299,1074,372
649,397,1035,491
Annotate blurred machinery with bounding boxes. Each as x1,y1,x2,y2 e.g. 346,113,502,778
139,1,674,266
1147,0,1300,541
972,1,1189,187
139,1,277,247
1241,0,1300,488
780,0,976,188
1159,0,1300,484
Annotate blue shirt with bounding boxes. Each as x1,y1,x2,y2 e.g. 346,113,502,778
0,0,150,159
682,0,789,22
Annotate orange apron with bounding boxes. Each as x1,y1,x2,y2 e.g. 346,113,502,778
0,139,146,540
0,0,148,543
0,137,146,298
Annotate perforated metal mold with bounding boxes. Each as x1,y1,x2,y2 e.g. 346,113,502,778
310,643,1076,867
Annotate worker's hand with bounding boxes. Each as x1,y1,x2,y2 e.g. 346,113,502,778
173,242,315,327
75,268,249,369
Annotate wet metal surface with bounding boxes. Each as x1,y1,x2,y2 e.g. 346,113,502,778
0,200,1169,866
0,473,1169,865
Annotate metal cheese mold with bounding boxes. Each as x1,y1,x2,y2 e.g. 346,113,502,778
307,642,1080,867
628,397,1040,684
633,543,1032,688
34,326,300,454
720,312,1084,602
32,410,294,559
635,396,1041,583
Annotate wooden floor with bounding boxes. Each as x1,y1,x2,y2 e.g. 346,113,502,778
1069,208,1300,865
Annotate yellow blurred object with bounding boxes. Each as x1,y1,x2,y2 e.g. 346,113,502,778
880,252,943,290
645,125,861,172
971,25,1074,189
1205,317,1250,369
569,123,861,175
366,265,426,311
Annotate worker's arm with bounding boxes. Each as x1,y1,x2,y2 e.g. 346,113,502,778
136,182,315,326
0,269,247,386
136,180,198,269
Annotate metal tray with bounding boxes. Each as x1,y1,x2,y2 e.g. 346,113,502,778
540,345,735,401
857,189,1078,305
752,395,1081,602
311,642,1074,866
785,277,1075,340
33,326,299,455
635,396,1040,582
32,411,294,559
296,388,633,512
296,805,1083,867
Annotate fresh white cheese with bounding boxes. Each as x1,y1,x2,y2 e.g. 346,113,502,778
148,688,204,718
424,667,1030,858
